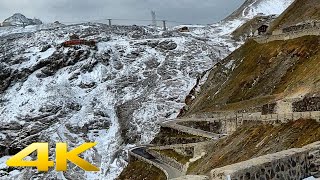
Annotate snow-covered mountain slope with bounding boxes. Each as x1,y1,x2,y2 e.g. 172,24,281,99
186,0,294,43
226,0,294,20
2,13,42,27
0,23,235,179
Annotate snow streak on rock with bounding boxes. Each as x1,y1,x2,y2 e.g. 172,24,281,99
226,0,294,20
243,0,294,18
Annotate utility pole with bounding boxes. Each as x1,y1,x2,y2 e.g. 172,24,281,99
151,11,157,28
108,19,112,26
162,20,167,31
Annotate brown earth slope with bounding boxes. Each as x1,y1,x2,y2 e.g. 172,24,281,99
183,36,320,116
188,119,320,175
117,160,166,180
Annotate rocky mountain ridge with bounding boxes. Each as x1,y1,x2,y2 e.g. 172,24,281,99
1,13,42,27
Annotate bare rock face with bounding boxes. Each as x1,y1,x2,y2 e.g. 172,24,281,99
293,97,320,112
158,40,178,50
40,44,52,52
116,98,144,144
0,64,12,92
66,118,111,134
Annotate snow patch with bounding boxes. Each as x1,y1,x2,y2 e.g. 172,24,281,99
244,0,294,19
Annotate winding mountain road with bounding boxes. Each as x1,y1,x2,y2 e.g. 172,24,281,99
129,111,320,179
160,119,225,139
131,147,183,179
129,118,225,179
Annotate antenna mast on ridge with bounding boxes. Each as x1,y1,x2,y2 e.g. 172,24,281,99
151,11,157,28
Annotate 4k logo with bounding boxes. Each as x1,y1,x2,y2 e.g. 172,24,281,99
6,143,99,172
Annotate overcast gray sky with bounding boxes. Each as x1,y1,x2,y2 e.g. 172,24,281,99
0,0,243,25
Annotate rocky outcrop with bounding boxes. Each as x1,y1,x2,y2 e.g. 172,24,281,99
116,98,145,144
0,63,12,92
293,97,320,112
0,47,94,93
2,13,42,27
39,49,92,77
158,40,178,50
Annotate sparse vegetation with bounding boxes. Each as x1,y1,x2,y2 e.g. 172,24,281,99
118,160,166,180
154,149,192,164
187,119,320,175
184,36,320,115
151,127,209,145
153,149,192,164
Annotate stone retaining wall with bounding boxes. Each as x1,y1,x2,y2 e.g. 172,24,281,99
210,141,320,180
228,111,320,133
253,27,320,43
161,122,222,139
282,23,315,33
179,111,320,134
172,175,209,180
178,121,223,134
149,141,209,158
151,126,211,146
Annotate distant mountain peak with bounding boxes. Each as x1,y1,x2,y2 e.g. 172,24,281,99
2,13,42,27
12,13,26,16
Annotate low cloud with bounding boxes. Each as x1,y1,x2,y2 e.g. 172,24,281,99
0,0,242,25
